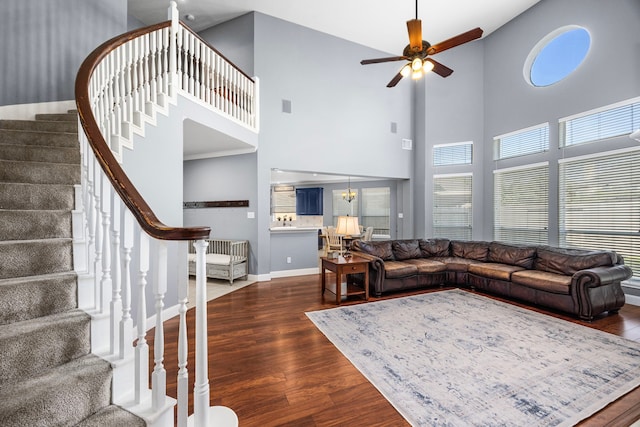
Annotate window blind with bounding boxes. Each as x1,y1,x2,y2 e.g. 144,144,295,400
560,97,640,147
559,148,640,278
494,123,549,160
494,163,549,244
433,174,472,239
361,187,391,236
433,142,473,166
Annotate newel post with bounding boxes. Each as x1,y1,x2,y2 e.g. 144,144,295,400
189,240,238,427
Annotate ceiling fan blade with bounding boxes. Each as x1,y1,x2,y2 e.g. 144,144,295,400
387,71,404,88
361,56,407,65
406,19,423,52
426,58,454,77
427,27,483,55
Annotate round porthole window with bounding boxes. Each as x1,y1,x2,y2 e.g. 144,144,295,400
524,26,591,87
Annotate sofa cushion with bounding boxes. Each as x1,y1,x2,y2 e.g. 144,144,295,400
488,242,536,269
402,258,447,273
468,262,525,281
383,261,418,279
392,239,422,260
535,246,616,276
511,270,572,294
451,241,490,261
419,239,451,257
355,240,395,261
431,257,482,272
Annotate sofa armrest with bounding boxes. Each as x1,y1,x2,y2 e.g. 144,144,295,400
572,265,632,320
352,251,385,294
573,264,633,288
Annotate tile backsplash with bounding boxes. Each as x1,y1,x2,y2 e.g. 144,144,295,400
270,214,323,228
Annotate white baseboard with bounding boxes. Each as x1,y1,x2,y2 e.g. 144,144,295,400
624,293,640,306
270,267,319,278
0,100,76,120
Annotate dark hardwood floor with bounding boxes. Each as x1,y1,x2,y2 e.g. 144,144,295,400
150,274,640,426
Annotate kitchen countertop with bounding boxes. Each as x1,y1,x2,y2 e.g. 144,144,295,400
269,226,322,233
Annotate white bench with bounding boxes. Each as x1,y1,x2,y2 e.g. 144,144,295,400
188,239,248,284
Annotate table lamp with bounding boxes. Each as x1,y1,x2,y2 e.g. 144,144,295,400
336,215,360,257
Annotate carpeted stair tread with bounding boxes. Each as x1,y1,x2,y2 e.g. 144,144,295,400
0,209,71,240
0,119,77,133
35,113,77,122
0,238,73,279
0,128,77,147
0,354,112,427
76,405,146,427
0,272,77,326
0,142,80,164
0,309,91,387
0,159,80,184
0,182,75,210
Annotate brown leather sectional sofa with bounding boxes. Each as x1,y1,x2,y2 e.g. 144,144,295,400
350,239,632,320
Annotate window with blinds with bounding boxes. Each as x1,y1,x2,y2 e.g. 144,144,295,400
433,174,472,239
494,123,549,160
559,148,640,278
560,97,640,147
433,142,473,166
494,163,549,244
361,187,391,236
332,189,358,225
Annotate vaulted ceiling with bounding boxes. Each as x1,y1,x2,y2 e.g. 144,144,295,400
128,0,541,55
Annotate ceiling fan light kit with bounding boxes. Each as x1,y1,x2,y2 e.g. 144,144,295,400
361,0,483,87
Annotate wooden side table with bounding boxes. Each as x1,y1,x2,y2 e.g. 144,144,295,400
321,256,370,305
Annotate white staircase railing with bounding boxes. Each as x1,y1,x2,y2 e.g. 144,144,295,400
74,2,254,425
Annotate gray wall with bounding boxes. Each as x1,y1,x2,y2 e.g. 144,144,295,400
414,0,640,243
183,153,259,273
186,12,414,276
481,0,640,244
0,0,127,106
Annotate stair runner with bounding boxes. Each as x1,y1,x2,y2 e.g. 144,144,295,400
0,112,145,426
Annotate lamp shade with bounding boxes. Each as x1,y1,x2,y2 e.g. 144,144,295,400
335,216,360,237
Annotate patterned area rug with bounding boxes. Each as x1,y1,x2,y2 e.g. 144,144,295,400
306,289,640,426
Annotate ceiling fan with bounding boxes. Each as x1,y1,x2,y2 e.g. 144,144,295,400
361,0,483,87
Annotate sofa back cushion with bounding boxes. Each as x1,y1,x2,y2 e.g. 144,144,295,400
419,239,451,257
354,240,395,261
392,239,422,260
451,240,490,261
535,246,616,275
489,242,537,269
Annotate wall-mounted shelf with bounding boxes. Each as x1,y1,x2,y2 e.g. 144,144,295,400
183,200,249,209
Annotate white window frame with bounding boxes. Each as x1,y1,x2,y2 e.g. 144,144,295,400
433,141,473,166
559,146,640,280
494,162,549,245
433,173,473,239
559,96,640,147
494,122,549,160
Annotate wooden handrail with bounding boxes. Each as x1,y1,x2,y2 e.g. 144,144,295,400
75,21,210,241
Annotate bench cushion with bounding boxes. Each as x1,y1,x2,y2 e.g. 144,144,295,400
187,253,234,265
